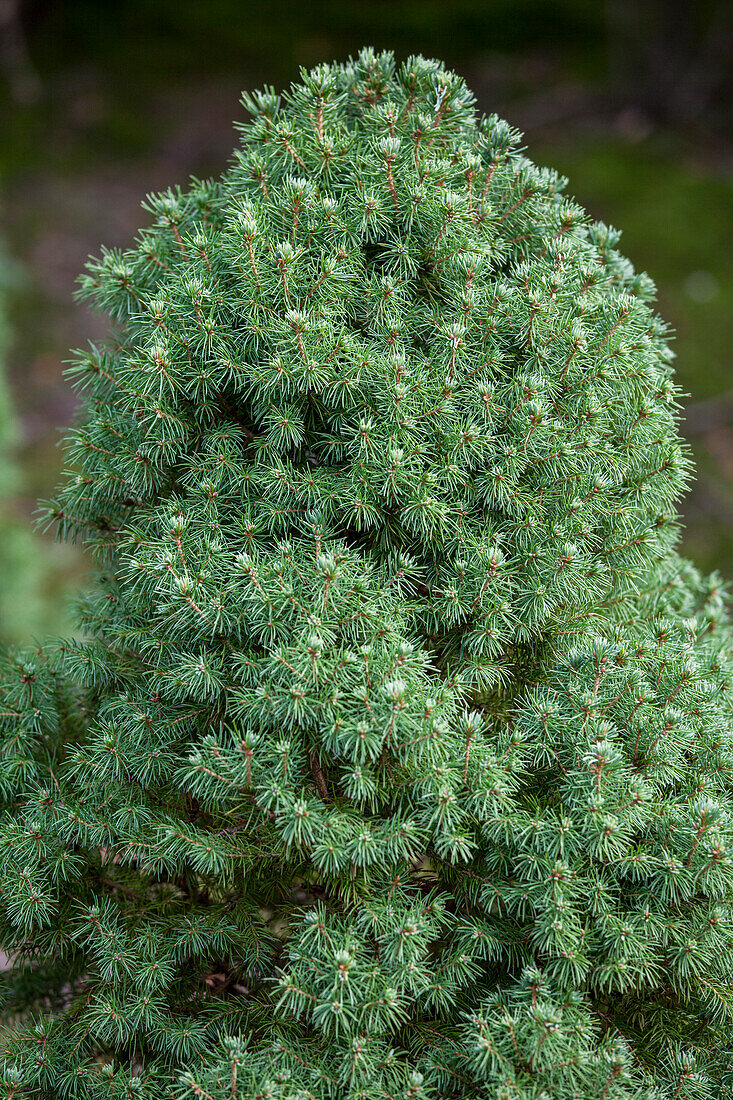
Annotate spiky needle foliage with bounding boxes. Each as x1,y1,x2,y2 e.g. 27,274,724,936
1,50,733,1099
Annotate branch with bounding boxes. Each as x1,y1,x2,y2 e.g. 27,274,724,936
309,748,329,801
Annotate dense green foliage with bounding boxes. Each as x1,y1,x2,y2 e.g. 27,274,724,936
1,50,733,1098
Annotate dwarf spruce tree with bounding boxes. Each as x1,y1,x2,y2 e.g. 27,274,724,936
2,49,733,1099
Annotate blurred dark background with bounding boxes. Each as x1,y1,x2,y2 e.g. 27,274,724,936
0,0,730,639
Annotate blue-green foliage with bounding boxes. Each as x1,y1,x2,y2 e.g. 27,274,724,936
1,50,732,1099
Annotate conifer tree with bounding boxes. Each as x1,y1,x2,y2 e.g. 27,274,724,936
2,50,733,1099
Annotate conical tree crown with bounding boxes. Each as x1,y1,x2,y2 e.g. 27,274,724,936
1,50,733,1100
62,49,685,662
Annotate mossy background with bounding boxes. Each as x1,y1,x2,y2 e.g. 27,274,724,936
0,0,730,640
